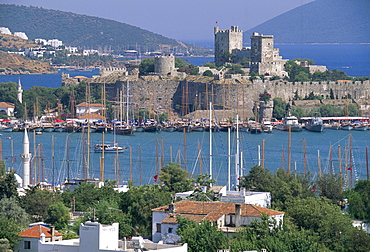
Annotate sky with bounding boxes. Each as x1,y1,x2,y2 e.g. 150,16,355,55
1,0,314,42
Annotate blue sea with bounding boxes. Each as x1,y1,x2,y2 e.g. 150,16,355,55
0,44,368,89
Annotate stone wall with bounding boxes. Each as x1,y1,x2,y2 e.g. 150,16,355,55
100,79,370,120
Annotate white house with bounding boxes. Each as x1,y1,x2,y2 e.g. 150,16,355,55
151,200,284,243
14,224,63,252
17,221,187,252
0,102,15,117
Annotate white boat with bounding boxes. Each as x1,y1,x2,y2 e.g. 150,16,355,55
276,114,302,132
94,143,126,153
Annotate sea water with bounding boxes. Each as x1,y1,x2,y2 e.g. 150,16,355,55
1,130,369,187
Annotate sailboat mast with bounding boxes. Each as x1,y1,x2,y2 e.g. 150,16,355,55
236,114,240,187
228,126,231,191
209,102,213,182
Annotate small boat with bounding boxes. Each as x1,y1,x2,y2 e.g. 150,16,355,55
94,143,126,153
248,123,262,134
0,125,14,132
261,120,273,133
330,122,341,130
305,117,324,132
341,122,353,131
276,114,302,132
353,122,368,131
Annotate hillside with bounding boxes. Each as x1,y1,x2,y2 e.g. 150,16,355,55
243,0,370,44
0,4,209,55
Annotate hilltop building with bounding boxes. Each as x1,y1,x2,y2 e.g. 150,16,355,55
154,54,176,75
214,26,289,77
152,200,284,243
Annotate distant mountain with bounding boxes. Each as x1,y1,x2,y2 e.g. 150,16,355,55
0,4,208,54
243,0,370,44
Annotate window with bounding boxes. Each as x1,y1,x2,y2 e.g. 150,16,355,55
24,241,31,249
168,228,173,233
156,223,161,233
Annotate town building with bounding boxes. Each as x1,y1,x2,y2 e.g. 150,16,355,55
14,224,63,252
151,200,284,243
0,27,12,35
13,32,28,40
75,102,104,117
16,221,188,252
0,102,15,117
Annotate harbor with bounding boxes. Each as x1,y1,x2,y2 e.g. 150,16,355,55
1,127,369,189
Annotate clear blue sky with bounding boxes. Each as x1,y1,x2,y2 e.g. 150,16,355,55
2,0,314,41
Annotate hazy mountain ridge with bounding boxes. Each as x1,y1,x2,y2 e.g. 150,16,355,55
243,0,370,44
0,4,208,54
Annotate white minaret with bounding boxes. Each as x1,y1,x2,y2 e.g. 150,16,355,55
20,128,31,187
17,77,23,104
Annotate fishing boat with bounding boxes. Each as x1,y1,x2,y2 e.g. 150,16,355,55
262,120,273,133
94,143,126,153
276,114,302,132
305,117,324,132
353,121,368,131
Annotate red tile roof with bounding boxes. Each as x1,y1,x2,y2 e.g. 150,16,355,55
153,200,284,223
19,225,63,238
76,102,104,107
0,102,15,108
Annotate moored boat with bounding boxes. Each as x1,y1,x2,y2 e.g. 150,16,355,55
248,123,262,134
305,117,324,132
276,114,302,132
94,143,127,153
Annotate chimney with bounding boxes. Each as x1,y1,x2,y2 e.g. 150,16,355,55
235,204,241,227
51,226,55,241
168,204,176,213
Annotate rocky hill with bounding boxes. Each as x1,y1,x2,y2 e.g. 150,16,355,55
0,34,53,74
0,4,209,55
243,0,370,43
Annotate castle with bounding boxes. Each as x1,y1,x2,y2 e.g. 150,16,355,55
214,26,289,77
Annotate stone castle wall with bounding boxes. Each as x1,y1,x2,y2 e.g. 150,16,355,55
102,79,370,120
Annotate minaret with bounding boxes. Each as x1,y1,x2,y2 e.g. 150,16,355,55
17,77,23,104
20,128,31,187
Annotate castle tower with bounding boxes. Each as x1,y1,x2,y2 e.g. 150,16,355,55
250,32,275,63
20,128,31,187
214,26,243,66
17,77,23,104
154,54,175,75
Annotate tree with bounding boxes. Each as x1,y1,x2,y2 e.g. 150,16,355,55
258,90,271,104
176,216,228,252
0,238,12,252
20,186,61,221
0,168,18,200
202,70,214,77
225,64,244,74
272,98,287,119
120,184,172,236
159,163,194,193
0,218,20,249
46,202,70,230
139,58,154,75
238,165,274,192
0,197,29,226
345,180,370,222
285,197,367,251
290,106,304,119
316,174,344,204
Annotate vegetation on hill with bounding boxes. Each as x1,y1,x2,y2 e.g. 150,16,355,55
0,4,210,55
244,0,370,43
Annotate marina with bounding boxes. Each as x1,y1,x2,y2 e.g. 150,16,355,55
1,128,369,189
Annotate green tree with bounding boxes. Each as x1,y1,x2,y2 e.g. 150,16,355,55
345,180,370,222
139,58,154,75
45,202,70,229
238,165,274,192
290,106,304,119
0,218,20,249
202,70,214,77
258,90,271,104
0,168,18,200
176,216,228,252
0,238,12,252
20,186,61,221
159,163,194,193
316,174,344,204
284,60,310,82
0,197,29,226
272,98,287,120
226,64,244,74
120,184,172,236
